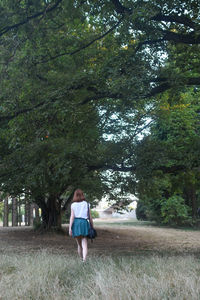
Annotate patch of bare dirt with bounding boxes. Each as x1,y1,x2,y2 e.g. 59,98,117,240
0,224,200,255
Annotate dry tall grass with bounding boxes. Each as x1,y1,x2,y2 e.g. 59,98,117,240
0,251,199,300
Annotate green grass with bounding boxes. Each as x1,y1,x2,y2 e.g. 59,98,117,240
94,219,156,227
94,219,200,231
0,251,200,300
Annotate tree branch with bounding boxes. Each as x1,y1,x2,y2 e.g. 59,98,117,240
39,16,124,64
81,76,200,105
0,0,63,38
0,101,46,122
88,164,136,172
154,165,186,174
146,82,171,98
1,76,200,122
110,0,132,14
163,31,200,44
135,38,165,52
151,13,199,29
135,30,200,53
0,81,93,122
80,92,121,105
187,77,200,85
146,77,200,98
61,189,75,212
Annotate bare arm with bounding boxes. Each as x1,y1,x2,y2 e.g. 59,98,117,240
69,207,74,236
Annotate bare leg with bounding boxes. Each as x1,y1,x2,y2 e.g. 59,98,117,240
81,237,88,262
75,237,83,259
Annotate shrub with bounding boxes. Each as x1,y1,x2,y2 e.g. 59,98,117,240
161,195,191,225
33,218,42,231
136,201,148,221
62,210,70,224
91,210,99,219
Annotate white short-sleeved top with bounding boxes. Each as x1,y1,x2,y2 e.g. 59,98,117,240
71,201,90,219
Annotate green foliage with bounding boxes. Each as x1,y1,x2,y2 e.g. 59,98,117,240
91,210,99,219
135,90,200,225
33,218,42,231
161,195,191,226
136,201,148,221
62,210,70,224
0,0,200,228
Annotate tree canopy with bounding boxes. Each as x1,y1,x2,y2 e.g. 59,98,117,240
0,0,199,228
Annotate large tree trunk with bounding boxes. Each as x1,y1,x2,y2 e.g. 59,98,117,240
40,197,62,229
36,192,74,230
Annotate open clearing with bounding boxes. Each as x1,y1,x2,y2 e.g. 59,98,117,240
0,220,200,299
0,219,200,255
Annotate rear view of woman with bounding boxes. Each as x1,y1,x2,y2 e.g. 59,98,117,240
69,189,93,262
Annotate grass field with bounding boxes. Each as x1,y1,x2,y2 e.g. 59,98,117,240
0,251,200,300
0,220,200,299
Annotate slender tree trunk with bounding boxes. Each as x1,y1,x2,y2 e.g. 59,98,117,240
3,196,9,227
25,200,30,226
30,203,34,226
18,202,21,226
34,204,40,223
191,188,197,218
12,197,18,226
184,185,197,218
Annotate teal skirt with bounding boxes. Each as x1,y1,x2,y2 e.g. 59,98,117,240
72,218,90,237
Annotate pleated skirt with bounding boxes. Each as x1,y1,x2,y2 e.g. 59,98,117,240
72,218,89,237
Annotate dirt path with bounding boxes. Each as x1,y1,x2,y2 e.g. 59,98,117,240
0,224,200,255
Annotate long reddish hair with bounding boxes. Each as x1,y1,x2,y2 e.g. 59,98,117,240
72,189,86,202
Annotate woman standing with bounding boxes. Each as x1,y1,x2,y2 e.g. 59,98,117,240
69,189,93,262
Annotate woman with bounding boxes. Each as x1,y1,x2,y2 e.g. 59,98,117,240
69,189,93,262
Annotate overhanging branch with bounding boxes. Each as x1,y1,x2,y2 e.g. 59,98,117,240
0,101,46,122
135,31,200,53
0,0,63,38
39,16,124,64
80,92,121,105
1,76,200,122
163,31,200,44
151,14,199,29
61,189,75,212
110,0,132,14
88,164,136,172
